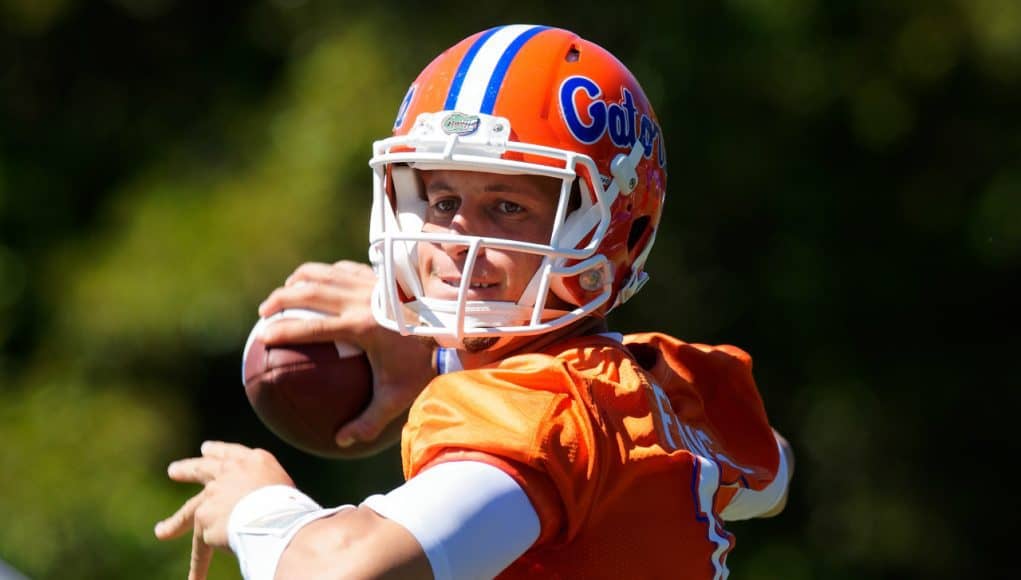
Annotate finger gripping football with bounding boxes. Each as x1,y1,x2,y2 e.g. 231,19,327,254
242,310,372,458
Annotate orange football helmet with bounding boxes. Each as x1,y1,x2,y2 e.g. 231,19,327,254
368,25,667,345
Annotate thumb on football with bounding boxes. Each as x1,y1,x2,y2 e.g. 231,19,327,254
334,396,400,446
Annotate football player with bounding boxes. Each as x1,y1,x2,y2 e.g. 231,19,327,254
156,24,793,580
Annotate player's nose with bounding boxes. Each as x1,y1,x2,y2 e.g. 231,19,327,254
439,234,486,260
440,209,487,256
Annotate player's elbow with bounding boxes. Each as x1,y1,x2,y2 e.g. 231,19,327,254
276,506,432,580
275,514,357,580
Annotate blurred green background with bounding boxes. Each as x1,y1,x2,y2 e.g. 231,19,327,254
1,0,1017,578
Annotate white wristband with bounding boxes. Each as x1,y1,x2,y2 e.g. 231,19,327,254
227,485,352,580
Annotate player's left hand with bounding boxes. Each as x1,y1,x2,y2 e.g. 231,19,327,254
154,441,294,580
258,260,436,451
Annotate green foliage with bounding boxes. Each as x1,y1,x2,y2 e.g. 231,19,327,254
51,23,398,365
2,14,403,579
0,375,189,577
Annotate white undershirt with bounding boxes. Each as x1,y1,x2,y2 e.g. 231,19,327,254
719,432,791,520
362,460,540,580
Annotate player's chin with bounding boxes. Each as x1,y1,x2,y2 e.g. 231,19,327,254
461,336,499,353
412,332,497,353
413,334,437,346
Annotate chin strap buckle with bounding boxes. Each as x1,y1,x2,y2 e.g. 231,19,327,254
610,140,645,196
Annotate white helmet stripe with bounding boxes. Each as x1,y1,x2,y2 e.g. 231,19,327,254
447,25,548,114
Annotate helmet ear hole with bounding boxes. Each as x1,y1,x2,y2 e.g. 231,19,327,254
627,216,651,252
568,180,583,213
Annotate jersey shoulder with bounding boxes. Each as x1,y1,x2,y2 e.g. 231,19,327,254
402,347,586,476
401,337,633,540
623,332,779,490
623,332,753,381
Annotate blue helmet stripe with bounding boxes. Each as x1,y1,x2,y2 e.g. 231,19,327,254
443,26,503,111
479,26,550,114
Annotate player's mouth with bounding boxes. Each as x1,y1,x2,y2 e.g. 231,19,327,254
439,277,502,294
442,277,499,290
424,272,505,300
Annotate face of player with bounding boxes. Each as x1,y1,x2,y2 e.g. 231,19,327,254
416,169,561,304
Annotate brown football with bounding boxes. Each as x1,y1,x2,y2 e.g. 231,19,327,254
241,310,372,458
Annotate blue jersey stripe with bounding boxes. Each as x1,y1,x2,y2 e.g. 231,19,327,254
443,26,503,111
479,25,549,114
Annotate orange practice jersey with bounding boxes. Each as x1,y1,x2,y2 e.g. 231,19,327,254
401,333,781,579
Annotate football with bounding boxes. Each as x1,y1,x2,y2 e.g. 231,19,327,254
241,309,372,458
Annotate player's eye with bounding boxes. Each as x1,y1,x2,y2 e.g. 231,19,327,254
431,197,460,213
496,200,525,215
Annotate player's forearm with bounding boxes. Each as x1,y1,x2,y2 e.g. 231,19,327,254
276,507,432,580
249,460,540,579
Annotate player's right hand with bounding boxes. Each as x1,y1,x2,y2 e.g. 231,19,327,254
257,260,435,456
155,441,295,580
